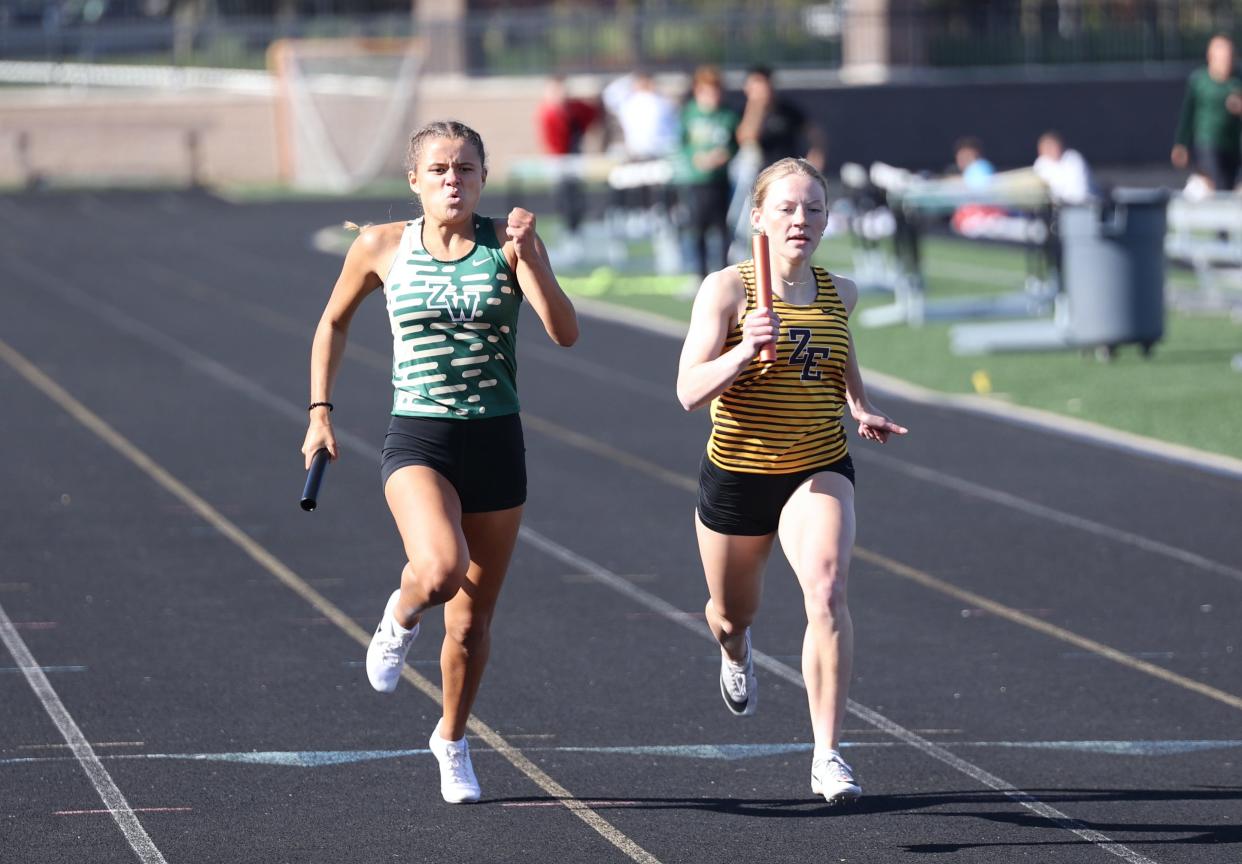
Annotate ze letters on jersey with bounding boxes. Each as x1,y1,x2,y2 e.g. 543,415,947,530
788,327,832,381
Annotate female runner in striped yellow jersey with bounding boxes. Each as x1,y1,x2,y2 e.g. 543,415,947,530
676,157,907,805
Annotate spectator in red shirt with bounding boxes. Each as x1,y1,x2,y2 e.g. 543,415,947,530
536,75,601,235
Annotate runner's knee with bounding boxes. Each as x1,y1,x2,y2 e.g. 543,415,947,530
803,563,848,624
709,598,755,634
404,546,469,600
444,608,493,656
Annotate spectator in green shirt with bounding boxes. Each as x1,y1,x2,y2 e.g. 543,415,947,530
1172,33,1242,192
681,65,740,278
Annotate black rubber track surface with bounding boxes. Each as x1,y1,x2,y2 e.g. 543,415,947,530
0,190,1238,864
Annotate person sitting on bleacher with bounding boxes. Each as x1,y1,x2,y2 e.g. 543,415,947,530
1032,131,1096,205
954,137,995,190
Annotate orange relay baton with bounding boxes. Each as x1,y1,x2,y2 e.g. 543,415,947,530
752,232,776,363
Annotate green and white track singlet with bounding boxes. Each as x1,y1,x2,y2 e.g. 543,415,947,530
383,215,522,418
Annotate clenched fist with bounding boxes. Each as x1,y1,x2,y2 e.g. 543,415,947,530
506,207,538,261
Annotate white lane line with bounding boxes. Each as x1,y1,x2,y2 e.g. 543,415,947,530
504,800,641,809
6,738,1238,770
55,807,190,817
518,528,1159,864
524,408,1242,714
853,545,1242,713
0,338,662,864
857,449,1242,586
0,601,169,864
573,276,1242,481
522,308,1242,585
16,268,1240,708
16,741,144,751
567,297,1242,482
859,367,1242,482
0,237,1194,858
522,342,672,402
14,270,1242,714
34,240,1241,592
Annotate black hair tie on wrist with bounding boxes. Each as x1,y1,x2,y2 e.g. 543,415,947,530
308,401,334,412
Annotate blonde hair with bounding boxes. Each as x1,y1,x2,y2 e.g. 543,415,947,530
752,157,828,210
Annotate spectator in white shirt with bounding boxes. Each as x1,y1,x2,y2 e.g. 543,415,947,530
603,70,680,161
1033,131,1096,204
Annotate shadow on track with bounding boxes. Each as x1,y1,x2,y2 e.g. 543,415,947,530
494,786,1242,845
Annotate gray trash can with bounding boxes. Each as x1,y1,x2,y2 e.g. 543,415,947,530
1059,188,1168,356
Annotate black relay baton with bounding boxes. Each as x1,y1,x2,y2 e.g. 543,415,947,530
300,449,330,512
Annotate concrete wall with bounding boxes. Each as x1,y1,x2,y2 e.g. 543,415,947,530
0,68,1192,188
0,90,279,186
0,76,549,188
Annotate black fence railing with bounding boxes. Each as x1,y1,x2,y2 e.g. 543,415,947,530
0,2,1239,74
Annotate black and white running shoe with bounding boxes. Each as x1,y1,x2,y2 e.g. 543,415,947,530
719,629,757,716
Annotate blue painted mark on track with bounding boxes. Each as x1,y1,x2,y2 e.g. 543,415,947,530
556,744,813,760
986,740,1242,756
0,749,429,768
2,740,1240,769
179,749,431,767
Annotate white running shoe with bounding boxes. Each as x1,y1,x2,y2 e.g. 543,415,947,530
429,723,481,804
811,751,862,804
365,590,418,693
719,629,757,716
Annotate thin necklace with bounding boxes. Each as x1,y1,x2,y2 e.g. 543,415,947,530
778,272,813,288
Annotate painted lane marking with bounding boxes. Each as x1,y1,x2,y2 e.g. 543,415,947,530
0,291,1210,864
530,356,1242,592
503,800,641,809
0,600,168,864
527,301,1242,565
0,338,662,864
960,607,1054,618
55,807,190,817
342,658,442,667
858,449,1242,587
37,245,1233,701
1060,651,1177,661
623,611,702,621
568,292,1242,481
858,365,1242,482
523,413,696,494
16,741,144,751
518,527,1158,864
854,545,1242,713
522,412,1242,715
523,342,671,402
0,752,427,768
0,242,1207,858
562,572,660,584
0,665,87,674
981,740,1242,756
6,740,1241,770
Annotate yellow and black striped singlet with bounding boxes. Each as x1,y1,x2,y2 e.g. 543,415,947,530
708,261,850,474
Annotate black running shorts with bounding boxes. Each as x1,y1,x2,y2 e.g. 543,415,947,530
380,413,526,513
697,452,855,537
